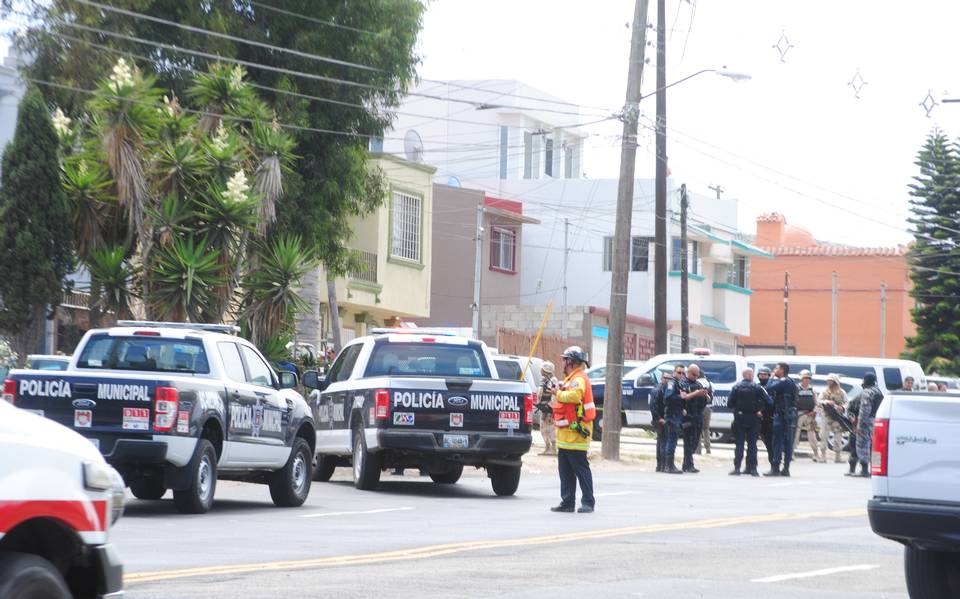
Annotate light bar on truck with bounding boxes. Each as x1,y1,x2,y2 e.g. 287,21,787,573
117,320,240,335
369,328,457,336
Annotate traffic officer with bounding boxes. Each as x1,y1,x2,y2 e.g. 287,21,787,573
757,366,775,469
550,346,596,513
681,364,710,473
764,362,799,477
728,368,765,476
651,371,671,472
661,364,687,474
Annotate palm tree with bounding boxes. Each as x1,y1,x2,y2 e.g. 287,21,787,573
241,236,317,345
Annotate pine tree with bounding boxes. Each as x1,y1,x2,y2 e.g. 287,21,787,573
903,129,960,374
0,86,74,361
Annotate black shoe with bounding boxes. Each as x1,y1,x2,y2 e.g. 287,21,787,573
655,465,663,472
665,465,683,474
763,469,781,477
780,468,791,477
683,466,700,474
729,469,741,476
577,505,595,513
746,469,760,477
550,504,575,513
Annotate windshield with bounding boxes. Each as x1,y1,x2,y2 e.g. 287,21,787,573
367,343,491,378
77,335,210,374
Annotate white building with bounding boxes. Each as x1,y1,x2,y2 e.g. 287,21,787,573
0,51,25,166
382,80,589,185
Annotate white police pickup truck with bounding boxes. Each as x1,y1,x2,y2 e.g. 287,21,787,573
868,391,960,598
4,321,316,514
304,329,534,496
0,399,125,599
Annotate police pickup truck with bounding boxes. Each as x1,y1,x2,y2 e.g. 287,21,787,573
3,321,316,514
304,329,533,496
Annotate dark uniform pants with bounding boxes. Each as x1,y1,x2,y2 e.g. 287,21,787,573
682,414,703,469
761,415,774,466
664,416,682,465
654,421,666,470
771,408,798,469
733,413,760,471
558,449,594,508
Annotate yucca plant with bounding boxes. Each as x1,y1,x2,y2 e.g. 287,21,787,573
153,137,207,201
251,120,296,236
241,235,317,345
187,63,254,134
147,236,224,322
61,157,115,260
257,333,294,365
86,245,137,319
147,195,192,251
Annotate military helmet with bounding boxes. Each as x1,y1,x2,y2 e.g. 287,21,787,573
540,360,556,375
561,346,590,367
758,366,772,375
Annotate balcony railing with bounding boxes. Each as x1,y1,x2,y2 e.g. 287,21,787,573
61,290,91,310
349,250,378,284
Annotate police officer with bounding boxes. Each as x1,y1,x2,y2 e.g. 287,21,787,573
550,346,596,513
651,371,670,472
661,364,687,474
681,364,710,473
757,367,775,469
728,368,764,476
764,362,799,477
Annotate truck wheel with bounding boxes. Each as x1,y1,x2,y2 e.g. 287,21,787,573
905,546,959,599
430,464,464,484
173,439,217,514
488,464,522,496
352,428,381,491
270,437,313,507
313,455,338,482
130,478,166,500
0,552,71,599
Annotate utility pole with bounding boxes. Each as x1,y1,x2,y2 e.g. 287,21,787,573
602,0,650,461
708,184,724,200
783,272,790,353
654,0,668,354
680,184,689,352
472,203,483,339
562,218,570,337
880,282,887,358
831,272,838,356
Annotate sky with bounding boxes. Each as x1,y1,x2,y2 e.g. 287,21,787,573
415,0,960,247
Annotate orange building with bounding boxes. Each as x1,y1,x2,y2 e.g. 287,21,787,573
741,213,914,358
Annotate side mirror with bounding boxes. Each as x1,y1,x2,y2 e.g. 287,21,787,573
303,370,327,391
278,370,299,390
636,373,655,387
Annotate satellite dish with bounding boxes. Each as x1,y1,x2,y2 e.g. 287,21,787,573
404,129,424,163
447,176,461,187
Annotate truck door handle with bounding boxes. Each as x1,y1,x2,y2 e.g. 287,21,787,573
231,390,241,398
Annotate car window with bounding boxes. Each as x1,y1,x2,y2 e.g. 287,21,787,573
218,342,246,383
77,334,210,374
883,367,903,390
694,360,738,384
588,366,607,379
366,343,491,378
240,345,274,388
327,344,362,383
815,364,876,380
494,359,523,381
28,359,69,371
763,362,811,375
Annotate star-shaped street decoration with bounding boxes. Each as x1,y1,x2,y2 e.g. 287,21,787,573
848,69,867,99
772,30,794,62
919,90,938,118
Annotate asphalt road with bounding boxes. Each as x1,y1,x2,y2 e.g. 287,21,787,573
111,440,907,599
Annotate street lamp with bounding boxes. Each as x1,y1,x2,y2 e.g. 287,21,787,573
640,68,750,102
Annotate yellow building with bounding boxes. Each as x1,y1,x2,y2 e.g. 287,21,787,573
298,154,436,347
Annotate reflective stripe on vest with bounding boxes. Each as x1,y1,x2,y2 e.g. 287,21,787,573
555,419,570,427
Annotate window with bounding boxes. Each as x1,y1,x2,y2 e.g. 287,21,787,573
327,344,362,383
491,227,516,272
544,138,554,177
366,343,491,378
671,239,699,274
218,342,246,382
694,360,738,384
77,335,210,374
240,345,274,388
603,236,652,272
883,367,903,390
523,132,533,179
499,126,509,179
494,359,523,380
390,190,422,262
727,255,750,288
814,364,878,380
564,142,574,178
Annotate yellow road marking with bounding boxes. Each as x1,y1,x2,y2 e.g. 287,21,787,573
126,508,865,584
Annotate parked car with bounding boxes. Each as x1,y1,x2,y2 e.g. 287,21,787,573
4,320,317,514
584,361,643,440
0,399,125,599
925,375,960,393
25,354,72,371
869,391,960,598
748,355,925,395
305,328,533,496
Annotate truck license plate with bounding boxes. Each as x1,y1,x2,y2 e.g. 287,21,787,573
442,434,469,449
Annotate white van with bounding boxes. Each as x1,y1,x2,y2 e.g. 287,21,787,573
747,355,926,396
621,351,749,441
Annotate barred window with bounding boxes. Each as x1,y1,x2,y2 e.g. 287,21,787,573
391,191,422,262
490,228,517,272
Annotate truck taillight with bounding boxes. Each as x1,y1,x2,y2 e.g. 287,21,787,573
375,389,390,420
871,417,889,476
2,379,15,405
153,386,179,432
524,393,536,425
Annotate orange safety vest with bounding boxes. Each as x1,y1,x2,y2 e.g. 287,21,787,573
551,368,596,450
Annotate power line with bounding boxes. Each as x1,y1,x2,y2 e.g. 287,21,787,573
246,0,382,36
